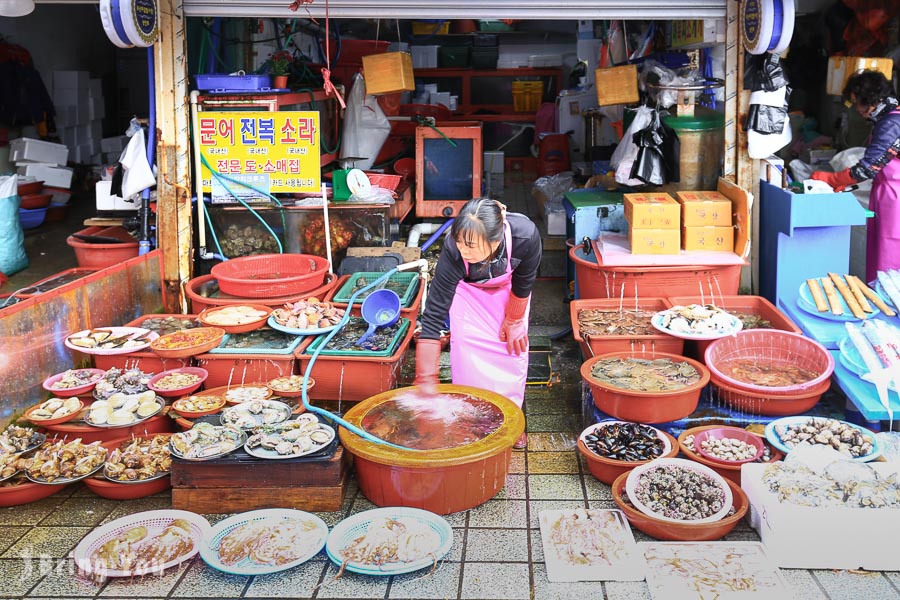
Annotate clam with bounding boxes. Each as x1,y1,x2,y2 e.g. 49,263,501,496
260,435,281,450
42,399,64,413
109,409,134,425
234,415,257,429
90,408,110,425
247,400,265,415
292,436,313,452
246,433,264,448
51,407,71,419
108,393,128,409
63,398,81,412
281,428,305,442
310,429,332,445
136,401,159,418
261,409,283,424
275,441,294,455
120,397,140,414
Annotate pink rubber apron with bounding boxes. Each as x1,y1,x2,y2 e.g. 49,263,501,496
449,222,530,407
865,109,900,283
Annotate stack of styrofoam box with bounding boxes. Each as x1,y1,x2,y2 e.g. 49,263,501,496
101,135,129,164
11,138,74,188
53,71,105,164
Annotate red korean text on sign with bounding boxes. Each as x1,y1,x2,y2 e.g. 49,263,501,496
217,118,235,145
297,117,317,144
199,118,217,145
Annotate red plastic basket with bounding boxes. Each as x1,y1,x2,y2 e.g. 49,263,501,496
210,254,330,298
365,173,403,192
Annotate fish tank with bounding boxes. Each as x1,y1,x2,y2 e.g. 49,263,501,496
283,204,390,263
204,204,285,259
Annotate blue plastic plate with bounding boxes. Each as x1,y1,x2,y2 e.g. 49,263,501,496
796,280,882,322
267,315,339,336
325,507,452,575
837,335,900,392
650,310,743,341
764,416,883,462
200,508,328,576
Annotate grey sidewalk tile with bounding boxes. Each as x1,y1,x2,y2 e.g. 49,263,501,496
40,497,118,527
531,563,614,600
464,529,529,562
495,475,527,500
0,558,62,596
582,476,613,501
527,452,579,475
243,560,326,598
529,530,545,563
525,433,577,452
508,452,526,474
528,474,584,501
2,527,90,559
467,500,527,529
526,415,580,434
780,569,829,600
812,569,900,600
316,564,389,599
586,498,618,510
527,500,589,529
26,558,102,597
99,560,190,597
170,559,247,598
0,526,31,555
0,498,67,526
605,580,652,600
447,528,466,563
444,511,468,528
388,561,461,599
460,563,530,599
525,397,576,416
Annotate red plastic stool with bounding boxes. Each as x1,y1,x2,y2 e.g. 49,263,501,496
537,133,571,177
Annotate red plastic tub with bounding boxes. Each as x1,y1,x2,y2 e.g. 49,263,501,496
194,352,298,389
185,273,339,313
581,351,710,423
67,226,139,269
20,193,51,210
570,297,682,358
709,371,831,416
569,244,743,300
209,254,331,299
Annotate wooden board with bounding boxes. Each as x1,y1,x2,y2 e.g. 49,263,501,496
717,177,751,259
346,243,421,262
172,473,348,513
171,444,349,488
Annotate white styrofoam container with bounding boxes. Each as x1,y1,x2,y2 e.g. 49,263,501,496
411,45,439,69
53,70,90,91
742,463,900,570
89,97,105,121
55,105,77,128
75,104,90,125
546,206,566,235
16,163,74,189
9,138,69,166
101,135,129,153
74,124,91,145
483,151,504,174
88,78,103,97
528,54,563,67
96,180,137,211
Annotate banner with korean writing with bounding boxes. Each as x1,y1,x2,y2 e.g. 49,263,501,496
198,111,321,195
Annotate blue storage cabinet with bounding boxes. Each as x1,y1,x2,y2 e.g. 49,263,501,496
562,189,625,298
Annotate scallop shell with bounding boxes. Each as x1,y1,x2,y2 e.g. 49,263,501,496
108,393,128,409
63,398,82,412
109,409,135,425
136,401,159,418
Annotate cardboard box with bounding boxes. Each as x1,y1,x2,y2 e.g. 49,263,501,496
682,226,734,251
9,138,69,166
628,228,680,254
675,191,733,227
742,463,900,570
362,52,415,95
624,192,680,229
826,56,893,96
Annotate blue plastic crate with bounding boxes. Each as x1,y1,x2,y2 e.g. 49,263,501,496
195,73,272,92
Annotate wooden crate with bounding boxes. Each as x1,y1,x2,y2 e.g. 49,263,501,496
172,474,348,513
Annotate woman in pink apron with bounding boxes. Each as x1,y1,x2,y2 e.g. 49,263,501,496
415,198,542,449
812,70,900,282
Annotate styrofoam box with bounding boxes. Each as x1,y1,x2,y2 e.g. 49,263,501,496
411,45,439,69
96,180,136,211
9,137,69,166
53,70,90,91
55,105,77,128
484,151,504,174
101,136,129,153
742,463,900,570
88,78,102,97
546,206,566,235
16,163,74,189
75,104,90,125
528,54,563,67
89,97,105,121
74,124,91,145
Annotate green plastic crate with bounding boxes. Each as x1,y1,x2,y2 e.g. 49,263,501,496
305,317,410,357
332,272,420,307
208,328,305,355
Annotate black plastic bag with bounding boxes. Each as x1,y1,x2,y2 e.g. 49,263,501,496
744,53,789,92
747,104,788,134
659,116,680,183
630,110,667,185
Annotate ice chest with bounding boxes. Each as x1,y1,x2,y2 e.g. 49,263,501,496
624,193,680,229
362,52,415,95
9,138,69,166
742,463,900,570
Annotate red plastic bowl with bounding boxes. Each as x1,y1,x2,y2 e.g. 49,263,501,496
677,426,784,486
147,367,209,397
612,472,748,541
577,425,678,484
0,479,66,507
210,254,329,298
710,371,830,416
81,475,171,500
198,304,273,334
392,157,416,180
580,351,710,423
20,193,52,210
692,427,764,465
42,368,105,397
705,329,834,394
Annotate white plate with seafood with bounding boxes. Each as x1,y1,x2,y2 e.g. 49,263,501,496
24,439,108,485
764,417,882,462
244,415,335,460
84,391,165,428
651,305,743,340
73,509,210,578
170,423,246,461
220,400,292,430
267,315,339,336
539,508,644,582
641,542,789,599
65,327,158,356
325,507,453,575
200,508,328,576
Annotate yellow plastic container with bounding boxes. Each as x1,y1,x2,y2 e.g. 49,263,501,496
361,52,415,95
512,81,542,112
412,20,450,35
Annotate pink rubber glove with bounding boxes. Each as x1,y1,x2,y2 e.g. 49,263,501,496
414,339,442,396
811,168,856,192
499,294,530,356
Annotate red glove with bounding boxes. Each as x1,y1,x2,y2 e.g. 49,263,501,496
414,339,442,396
499,294,530,356
811,169,856,192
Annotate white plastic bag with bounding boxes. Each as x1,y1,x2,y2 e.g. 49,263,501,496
611,105,653,186
747,115,792,159
340,73,391,170
119,128,156,198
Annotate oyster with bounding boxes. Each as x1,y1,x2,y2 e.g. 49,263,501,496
310,429,332,445
274,441,294,455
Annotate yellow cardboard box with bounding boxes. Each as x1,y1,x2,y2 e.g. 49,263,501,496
675,191,733,227
682,226,734,252
361,52,415,95
826,56,893,96
624,193,680,229
629,228,681,255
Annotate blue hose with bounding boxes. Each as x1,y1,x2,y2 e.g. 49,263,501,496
299,268,415,450
420,218,454,252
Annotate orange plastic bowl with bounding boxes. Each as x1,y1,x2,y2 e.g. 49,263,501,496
148,367,209,398
150,328,225,359
612,472,748,541
577,426,678,485
709,372,830,416
677,426,785,486
171,395,226,418
0,479,67,507
267,375,315,398
198,304,273,334
580,351,710,423
693,427,765,465
82,475,171,500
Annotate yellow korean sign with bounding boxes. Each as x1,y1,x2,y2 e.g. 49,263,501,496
198,111,321,195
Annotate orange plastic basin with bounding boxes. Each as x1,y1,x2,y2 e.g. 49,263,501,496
339,384,525,515
578,429,679,485
677,425,785,486
570,297,682,358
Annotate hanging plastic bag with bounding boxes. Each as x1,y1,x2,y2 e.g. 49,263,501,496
119,128,156,198
630,110,667,185
659,115,681,183
611,105,653,186
748,115,793,159
0,174,28,277
340,73,391,170
745,53,788,92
